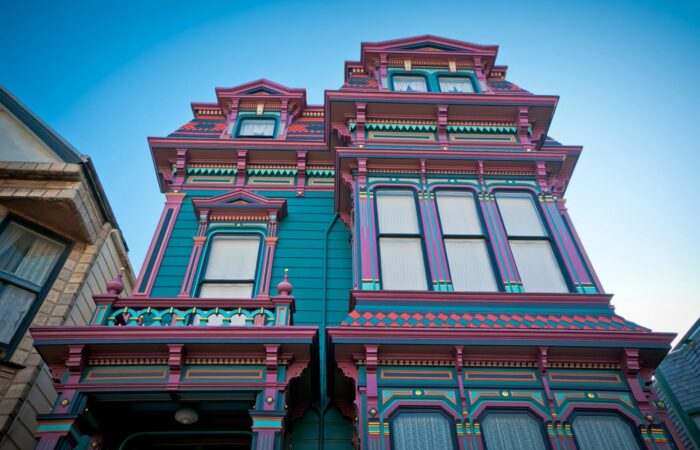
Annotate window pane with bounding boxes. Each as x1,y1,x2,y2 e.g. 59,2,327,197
496,193,546,237
510,241,567,293
380,238,427,290
439,77,474,93
445,239,497,292
436,191,482,235
393,76,428,92
393,412,455,450
238,119,275,137
0,283,36,344
199,282,254,299
572,415,641,450
376,190,420,234
0,222,64,285
204,235,259,280
482,413,548,450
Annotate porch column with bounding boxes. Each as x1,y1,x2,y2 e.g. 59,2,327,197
250,410,285,450
35,413,81,450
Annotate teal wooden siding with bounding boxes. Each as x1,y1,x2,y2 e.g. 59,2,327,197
150,190,353,327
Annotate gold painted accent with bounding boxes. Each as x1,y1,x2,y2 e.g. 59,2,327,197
586,392,595,399
448,61,457,73
256,103,265,115
60,399,69,406
501,391,509,397
404,59,412,71
414,389,423,396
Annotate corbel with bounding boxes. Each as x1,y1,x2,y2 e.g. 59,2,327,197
535,161,549,193
167,344,184,388
66,345,85,372
622,348,651,414
477,160,486,192
357,158,367,191
355,102,367,146
437,105,448,143
378,53,388,89
223,99,240,138
296,151,307,196
172,149,189,192
454,346,468,420
420,159,427,192
235,150,247,187
517,106,531,146
473,56,491,94
256,102,265,116
403,58,412,71
263,344,281,410
279,99,289,139
448,60,457,73
365,345,379,417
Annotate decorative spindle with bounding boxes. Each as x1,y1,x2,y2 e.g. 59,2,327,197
106,268,125,295
276,268,293,296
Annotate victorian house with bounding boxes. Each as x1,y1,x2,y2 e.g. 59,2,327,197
29,37,681,449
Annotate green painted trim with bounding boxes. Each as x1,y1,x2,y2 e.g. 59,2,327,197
187,167,238,176
247,168,298,176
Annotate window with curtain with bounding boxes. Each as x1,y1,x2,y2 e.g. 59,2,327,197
0,221,66,348
237,118,276,137
392,411,457,450
572,415,642,450
392,75,428,92
495,192,568,293
438,76,475,93
376,190,428,290
198,235,261,298
435,191,497,292
481,412,548,450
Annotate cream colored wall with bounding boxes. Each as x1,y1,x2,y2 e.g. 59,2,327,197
0,106,61,163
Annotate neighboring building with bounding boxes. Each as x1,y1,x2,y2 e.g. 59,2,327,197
0,87,135,449
29,36,683,449
654,318,700,448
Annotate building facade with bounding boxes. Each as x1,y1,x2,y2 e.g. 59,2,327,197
30,37,683,449
654,318,700,449
0,87,135,449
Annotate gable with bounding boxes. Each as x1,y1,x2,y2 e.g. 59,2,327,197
0,105,62,163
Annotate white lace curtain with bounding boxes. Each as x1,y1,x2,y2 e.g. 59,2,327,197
0,222,64,344
439,77,475,93
199,235,260,299
393,76,428,92
238,119,275,137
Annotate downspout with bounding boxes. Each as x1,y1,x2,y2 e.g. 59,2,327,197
319,213,339,449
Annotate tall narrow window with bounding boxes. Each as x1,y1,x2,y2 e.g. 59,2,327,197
481,412,548,450
392,411,456,450
392,75,428,92
376,190,428,290
435,191,497,291
438,76,475,93
237,118,275,138
496,192,568,293
0,222,66,348
572,415,642,450
199,235,261,298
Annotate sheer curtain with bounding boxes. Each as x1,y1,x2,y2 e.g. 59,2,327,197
393,76,428,92
238,119,275,137
439,77,475,93
199,235,260,298
392,412,456,450
376,190,427,290
0,222,65,344
495,194,545,237
572,415,641,450
435,191,481,235
481,413,548,450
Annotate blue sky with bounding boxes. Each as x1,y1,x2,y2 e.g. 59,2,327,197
1,0,698,341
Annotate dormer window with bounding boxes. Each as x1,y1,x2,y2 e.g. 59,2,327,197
237,118,276,138
392,75,428,93
438,76,475,93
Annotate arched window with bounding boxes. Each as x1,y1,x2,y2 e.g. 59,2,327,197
391,410,457,450
481,412,548,450
375,189,428,290
572,414,642,450
495,192,568,293
198,234,262,298
435,190,498,291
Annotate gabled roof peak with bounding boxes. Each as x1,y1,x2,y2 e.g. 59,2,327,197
362,35,498,55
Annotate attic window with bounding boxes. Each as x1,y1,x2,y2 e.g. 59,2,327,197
392,75,428,93
237,118,275,138
438,76,474,93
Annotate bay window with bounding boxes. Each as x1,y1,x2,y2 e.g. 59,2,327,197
435,190,497,291
495,192,568,293
198,234,261,298
376,190,428,290
0,221,66,353
481,412,548,450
